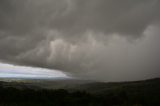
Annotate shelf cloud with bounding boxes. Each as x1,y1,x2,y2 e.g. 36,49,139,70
0,0,160,81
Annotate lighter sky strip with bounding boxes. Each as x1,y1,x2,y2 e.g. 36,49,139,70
0,62,69,79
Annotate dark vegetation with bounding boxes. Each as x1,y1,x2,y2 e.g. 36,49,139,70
0,78,160,106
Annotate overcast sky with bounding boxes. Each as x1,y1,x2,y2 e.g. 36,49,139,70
0,0,160,81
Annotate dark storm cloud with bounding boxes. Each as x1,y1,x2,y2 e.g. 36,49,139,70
52,0,160,37
0,0,160,81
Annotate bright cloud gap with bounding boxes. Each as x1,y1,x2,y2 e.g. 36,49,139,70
0,63,69,79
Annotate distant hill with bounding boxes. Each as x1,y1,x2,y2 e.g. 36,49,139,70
1,77,160,93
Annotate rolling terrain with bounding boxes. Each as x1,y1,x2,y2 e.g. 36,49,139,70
0,78,160,106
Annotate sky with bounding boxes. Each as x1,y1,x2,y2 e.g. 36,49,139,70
0,0,160,81
0,63,68,79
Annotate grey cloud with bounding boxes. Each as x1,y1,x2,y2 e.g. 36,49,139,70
0,0,160,81
51,0,160,37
